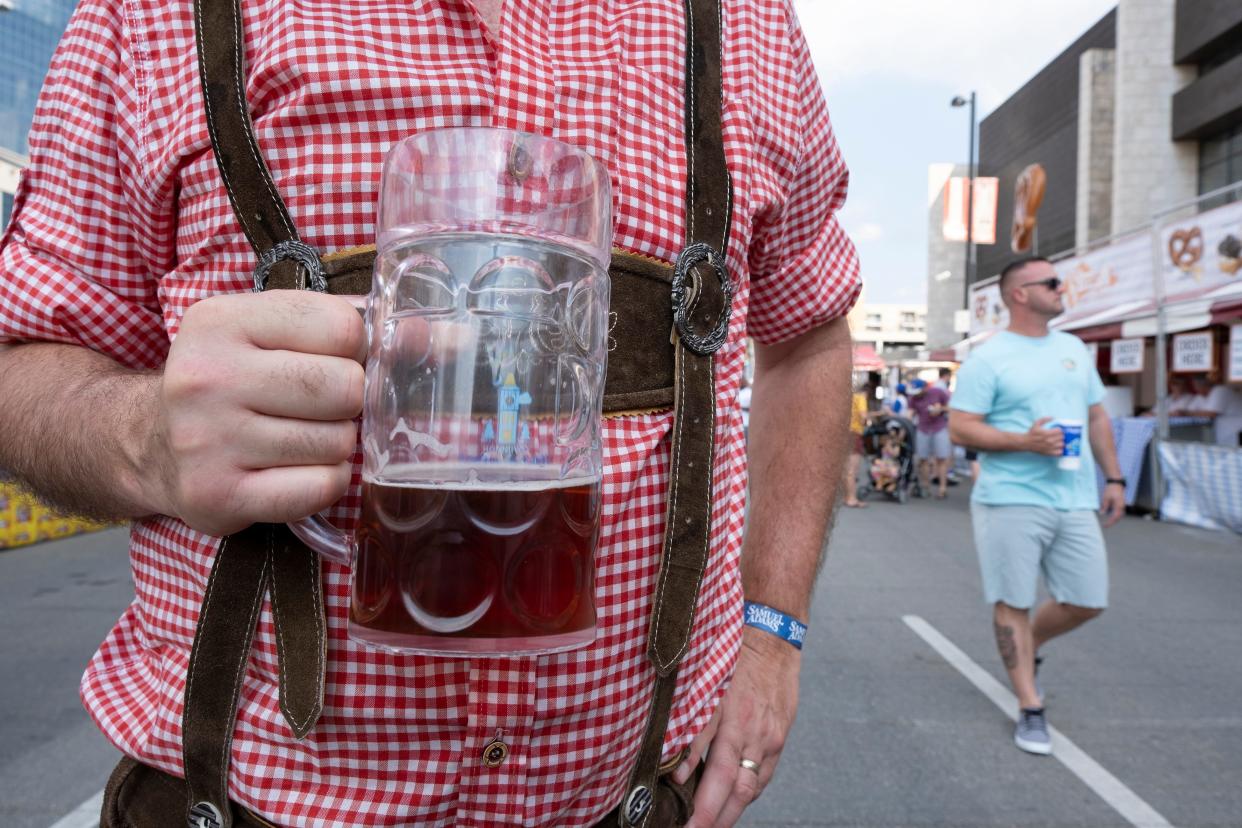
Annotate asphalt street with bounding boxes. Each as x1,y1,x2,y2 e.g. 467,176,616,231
2,485,1240,827
742,483,1242,828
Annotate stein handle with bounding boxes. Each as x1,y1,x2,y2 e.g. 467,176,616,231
286,293,367,566
288,514,353,566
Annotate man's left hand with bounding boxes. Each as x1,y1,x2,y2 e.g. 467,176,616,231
674,626,801,827
1100,483,1125,528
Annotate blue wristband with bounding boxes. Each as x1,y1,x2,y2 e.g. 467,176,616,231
742,601,806,650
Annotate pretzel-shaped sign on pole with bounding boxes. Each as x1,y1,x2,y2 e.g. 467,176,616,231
1010,163,1047,254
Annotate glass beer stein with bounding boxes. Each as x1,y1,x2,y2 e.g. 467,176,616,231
291,128,612,656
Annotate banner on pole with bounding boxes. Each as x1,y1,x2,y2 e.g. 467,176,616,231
943,177,969,242
971,177,998,245
942,177,999,245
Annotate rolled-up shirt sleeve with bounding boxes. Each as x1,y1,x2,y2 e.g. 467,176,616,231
745,5,861,345
0,0,169,370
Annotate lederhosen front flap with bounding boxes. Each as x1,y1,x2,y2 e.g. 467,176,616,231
183,0,732,824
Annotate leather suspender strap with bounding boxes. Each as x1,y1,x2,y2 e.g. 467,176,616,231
184,0,328,824
619,0,733,825
184,523,328,828
192,0,317,292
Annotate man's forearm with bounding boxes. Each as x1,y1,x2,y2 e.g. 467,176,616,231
1089,409,1122,479
0,343,164,520
741,318,852,620
949,414,1030,453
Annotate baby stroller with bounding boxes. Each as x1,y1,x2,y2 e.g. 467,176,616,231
857,415,917,503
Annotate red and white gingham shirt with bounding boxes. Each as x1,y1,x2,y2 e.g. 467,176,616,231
0,0,859,825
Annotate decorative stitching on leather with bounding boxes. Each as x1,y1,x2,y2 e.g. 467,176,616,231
690,356,715,650
183,535,228,790
650,345,687,672
227,1,295,240
604,406,673,419
613,248,673,268
219,549,270,816
194,0,294,255
685,0,697,244
194,0,262,254
269,530,290,727
270,533,324,736
321,243,376,262
307,542,324,730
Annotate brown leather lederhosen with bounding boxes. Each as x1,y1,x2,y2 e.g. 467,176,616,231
100,0,733,826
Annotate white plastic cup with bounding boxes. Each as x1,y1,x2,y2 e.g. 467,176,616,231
1053,419,1084,471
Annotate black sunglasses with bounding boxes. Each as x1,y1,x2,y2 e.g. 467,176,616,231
1020,276,1062,291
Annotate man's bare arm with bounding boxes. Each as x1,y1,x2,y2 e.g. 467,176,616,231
1088,403,1121,480
682,316,852,828
742,315,852,614
1089,403,1126,527
0,342,165,520
0,291,367,535
949,409,1062,456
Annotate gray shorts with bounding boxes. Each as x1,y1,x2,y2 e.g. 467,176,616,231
915,428,952,459
970,503,1109,609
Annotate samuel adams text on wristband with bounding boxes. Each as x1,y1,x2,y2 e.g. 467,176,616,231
743,601,806,650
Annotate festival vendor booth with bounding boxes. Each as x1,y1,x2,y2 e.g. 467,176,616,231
946,198,1241,533
1144,190,1242,533
1047,231,1161,511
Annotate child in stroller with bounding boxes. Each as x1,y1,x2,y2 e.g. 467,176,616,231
858,415,917,503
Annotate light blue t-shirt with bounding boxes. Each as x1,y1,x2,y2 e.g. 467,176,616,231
951,330,1106,510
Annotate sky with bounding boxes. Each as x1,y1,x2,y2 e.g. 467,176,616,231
792,0,1118,305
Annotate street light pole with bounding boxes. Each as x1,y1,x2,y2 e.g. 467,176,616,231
952,92,977,310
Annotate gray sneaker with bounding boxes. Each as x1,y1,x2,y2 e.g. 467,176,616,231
1014,707,1052,755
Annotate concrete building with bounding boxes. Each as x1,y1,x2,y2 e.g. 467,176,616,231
971,0,1242,286
925,163,969,350
1,0,79,230
848,300,927,358
974,11,1117,282
0,147,23,230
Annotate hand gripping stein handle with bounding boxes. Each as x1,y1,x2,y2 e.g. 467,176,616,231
250,242,360,567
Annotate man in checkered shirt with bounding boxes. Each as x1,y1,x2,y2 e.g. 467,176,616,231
0,0,860,825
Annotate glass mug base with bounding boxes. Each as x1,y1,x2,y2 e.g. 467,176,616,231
346,473,601,657
347,622,597,657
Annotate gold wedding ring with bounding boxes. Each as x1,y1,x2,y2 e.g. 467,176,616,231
738,757,760,773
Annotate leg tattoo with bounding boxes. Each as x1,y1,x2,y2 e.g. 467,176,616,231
994,622,1018,669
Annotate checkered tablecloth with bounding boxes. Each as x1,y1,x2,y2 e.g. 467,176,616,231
1098,417,1156,506
1158,441,1242,534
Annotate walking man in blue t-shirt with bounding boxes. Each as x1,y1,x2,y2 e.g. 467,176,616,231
949,257,1126,756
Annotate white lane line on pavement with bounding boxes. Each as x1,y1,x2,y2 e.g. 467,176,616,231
902,615,1175,828
47,789,102,828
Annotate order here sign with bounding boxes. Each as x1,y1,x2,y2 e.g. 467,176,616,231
1172,331,1214,373
1110,338,1144,374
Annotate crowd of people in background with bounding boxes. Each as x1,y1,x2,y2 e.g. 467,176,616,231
842,366,964,505
839,359,1242,509
1163,375,1242,448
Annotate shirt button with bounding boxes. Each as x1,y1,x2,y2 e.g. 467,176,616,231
482,738,509,768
